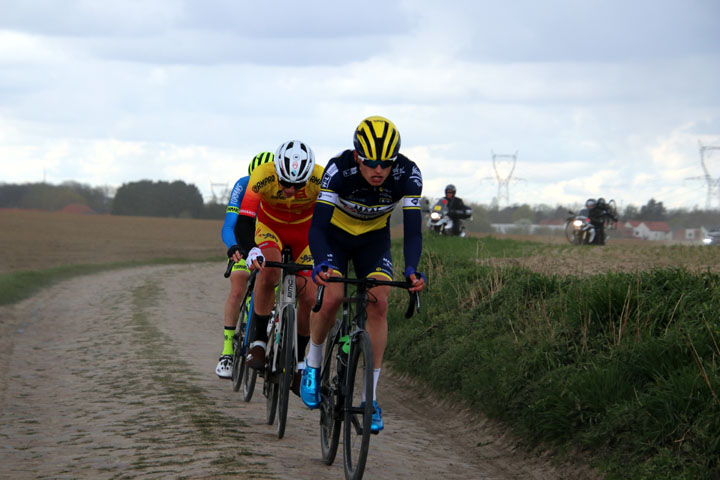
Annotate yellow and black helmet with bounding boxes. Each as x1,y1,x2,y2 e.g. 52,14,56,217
248,151,274,175
353,116,401,162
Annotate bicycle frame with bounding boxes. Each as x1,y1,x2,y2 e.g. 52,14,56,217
263,247,311,375
259,246,312,438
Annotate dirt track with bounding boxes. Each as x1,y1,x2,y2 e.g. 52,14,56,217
0,263,594,479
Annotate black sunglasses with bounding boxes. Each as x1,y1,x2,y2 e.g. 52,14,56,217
359,155,395,169
279,179,306,189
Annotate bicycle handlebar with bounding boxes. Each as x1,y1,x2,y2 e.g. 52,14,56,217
224,259,235,278
225,254,312,279
257,258,312,276
312,276,421,318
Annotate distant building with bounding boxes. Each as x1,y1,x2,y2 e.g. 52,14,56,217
617,221,672,241
672,228,701,243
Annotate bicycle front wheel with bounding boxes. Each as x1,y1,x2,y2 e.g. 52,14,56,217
320,322,344,465
231,317,248,392
343,331,374,480
277,306,296,439
265,377,278,425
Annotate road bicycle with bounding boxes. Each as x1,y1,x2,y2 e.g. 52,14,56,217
258,247,312,439
313,275,420,480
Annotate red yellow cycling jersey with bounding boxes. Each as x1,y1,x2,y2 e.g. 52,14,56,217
238,161,324,224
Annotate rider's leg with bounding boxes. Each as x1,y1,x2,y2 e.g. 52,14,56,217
217,265,249,378
306,281,343,368
223,268,249,352
296,274,317,361
246,245,281,368
301,280,342,409
450,216,461,235
365,280,389,431
364,283,390,373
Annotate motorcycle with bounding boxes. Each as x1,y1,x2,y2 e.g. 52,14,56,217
425,198,473,237
565,208,597,245
702,227,720,246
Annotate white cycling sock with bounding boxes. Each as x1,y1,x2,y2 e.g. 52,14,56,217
373,368,381,402
361,368,382,403
306,341,323,369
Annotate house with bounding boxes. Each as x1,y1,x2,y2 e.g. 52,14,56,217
672,228,701,243
619,220,672,241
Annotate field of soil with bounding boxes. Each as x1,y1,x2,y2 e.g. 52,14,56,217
1,210,717,479
0,209,223,274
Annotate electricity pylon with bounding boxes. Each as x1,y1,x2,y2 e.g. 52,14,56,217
210,182,230,204
686,141,720,209
489,150,525,207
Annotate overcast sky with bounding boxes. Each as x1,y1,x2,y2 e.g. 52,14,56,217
1,0,719,209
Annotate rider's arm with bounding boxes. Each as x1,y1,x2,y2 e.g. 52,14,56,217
309,191,335,267
234,173,263,258
221,177,249,249
401,161,424,271
402,205,422,270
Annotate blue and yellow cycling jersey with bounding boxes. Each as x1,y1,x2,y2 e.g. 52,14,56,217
221,176,250,249
309,149,423,273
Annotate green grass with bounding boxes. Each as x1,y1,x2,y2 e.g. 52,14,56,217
0,256,221,306
386,234,720,479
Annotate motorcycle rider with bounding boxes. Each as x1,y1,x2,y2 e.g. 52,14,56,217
443,184,469,236
586,197,618,245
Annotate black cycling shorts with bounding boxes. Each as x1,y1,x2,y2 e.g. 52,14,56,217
325,224,393,280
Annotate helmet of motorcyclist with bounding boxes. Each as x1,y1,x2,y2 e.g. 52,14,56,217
585,198,597,209
353,116,400,165
445,184,457,195
274,140,315,186
248,151,274,175
597,197,606,208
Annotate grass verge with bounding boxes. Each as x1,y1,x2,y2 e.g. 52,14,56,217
386,234,720,480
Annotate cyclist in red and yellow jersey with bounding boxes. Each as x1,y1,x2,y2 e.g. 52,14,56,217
234,140,324,384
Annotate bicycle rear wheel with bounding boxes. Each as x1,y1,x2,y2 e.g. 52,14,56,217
320,322,344,465
277,306,296,439
343,331,374,480
241,363,257,401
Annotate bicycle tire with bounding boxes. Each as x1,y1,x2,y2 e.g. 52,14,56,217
265,377,278,425
241,363,257,401
277,305,296,439
343,331,374,480
231,319,247,392
320,322,343,465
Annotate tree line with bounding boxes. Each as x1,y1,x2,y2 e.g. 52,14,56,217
390,197,720,233
0,180,224,219
2,181,719,228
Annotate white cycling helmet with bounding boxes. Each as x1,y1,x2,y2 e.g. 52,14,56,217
275,140,315,186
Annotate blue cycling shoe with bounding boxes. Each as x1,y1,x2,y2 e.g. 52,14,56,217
361,401,384,433
300,365,321,409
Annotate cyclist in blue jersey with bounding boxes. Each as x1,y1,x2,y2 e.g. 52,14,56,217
301,116,426,432
216,151,274,378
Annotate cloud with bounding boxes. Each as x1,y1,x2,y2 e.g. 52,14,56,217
0,0,718,211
